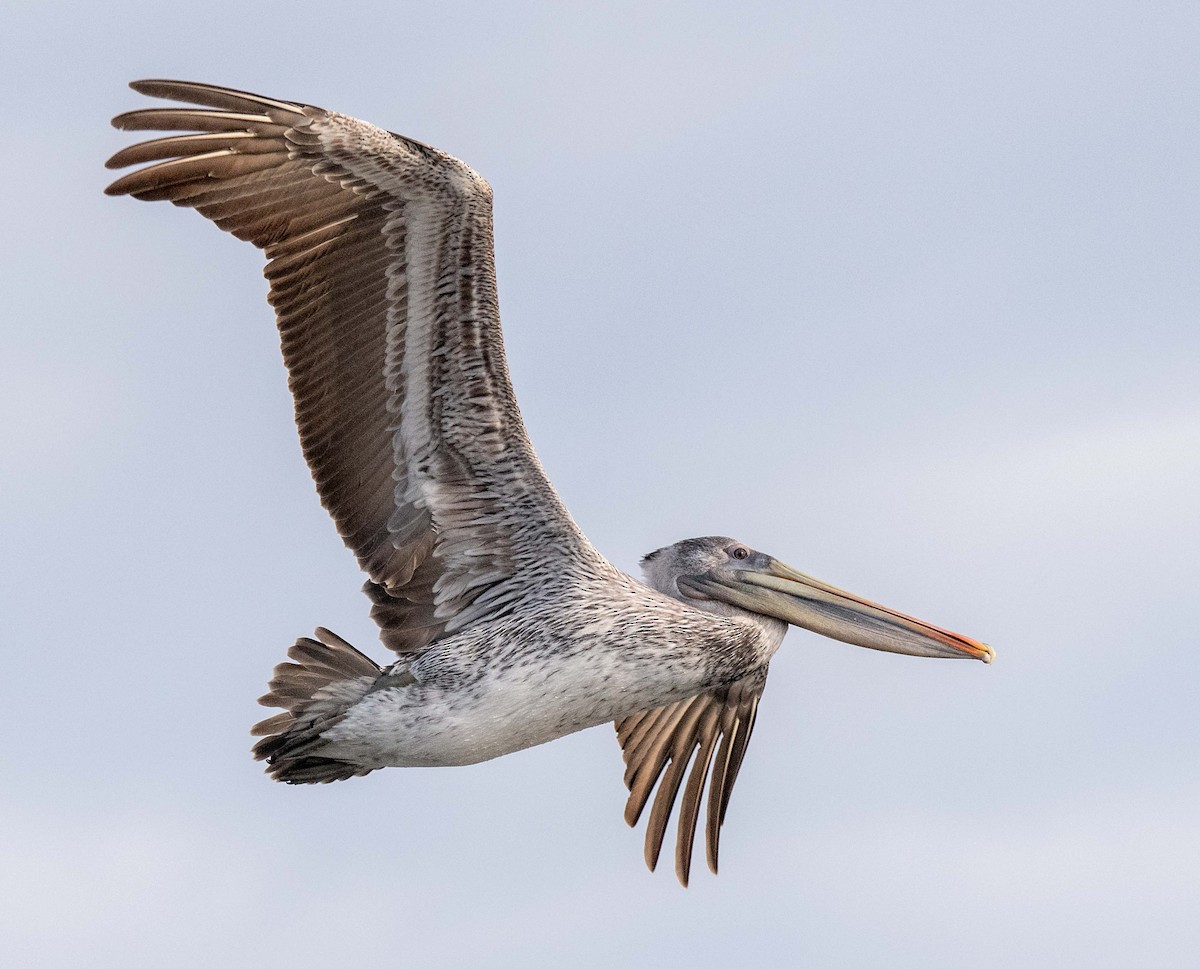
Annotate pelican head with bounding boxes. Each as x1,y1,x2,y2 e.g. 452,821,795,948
642,537,993,663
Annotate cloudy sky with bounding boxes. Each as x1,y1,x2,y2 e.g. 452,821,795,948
3,1,1198,965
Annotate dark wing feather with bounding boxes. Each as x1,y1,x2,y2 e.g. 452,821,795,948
107,80,604,653
615,667,768,886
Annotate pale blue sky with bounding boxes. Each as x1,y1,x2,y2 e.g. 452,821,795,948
2,1,1198,966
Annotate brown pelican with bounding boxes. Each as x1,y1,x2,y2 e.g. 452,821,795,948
105,80,993,886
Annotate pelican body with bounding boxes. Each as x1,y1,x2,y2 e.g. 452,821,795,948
106,81,992,886
308,566,770,770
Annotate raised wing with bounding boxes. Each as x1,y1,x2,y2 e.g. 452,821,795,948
615,667,768,886
106,80,603,652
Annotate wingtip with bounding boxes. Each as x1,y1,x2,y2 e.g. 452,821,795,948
643,835,663,875
623,801,640,828
127,78,189,101
129,78,188,95
110,110,138,133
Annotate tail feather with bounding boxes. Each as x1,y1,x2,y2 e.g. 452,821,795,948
249,712,293,737
251,627,383,784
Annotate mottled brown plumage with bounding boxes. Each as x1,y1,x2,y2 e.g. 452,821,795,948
108,79,599,657
107,81,992,887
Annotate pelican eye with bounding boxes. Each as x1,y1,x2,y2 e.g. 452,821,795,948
730,546,750,560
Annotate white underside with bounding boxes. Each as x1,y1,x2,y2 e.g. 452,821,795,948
320,630,716,768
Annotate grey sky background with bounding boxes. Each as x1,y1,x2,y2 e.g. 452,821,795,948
3,1,1198,965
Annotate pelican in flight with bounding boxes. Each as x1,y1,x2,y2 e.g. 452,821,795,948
106,80,993,886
